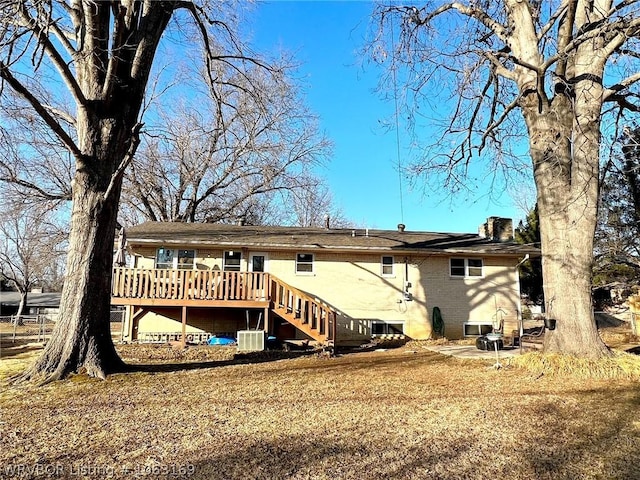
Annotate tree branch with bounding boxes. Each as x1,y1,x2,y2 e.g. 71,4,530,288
0,62,82,160
408,3,509,43
16,1,86,106
103,122,144,203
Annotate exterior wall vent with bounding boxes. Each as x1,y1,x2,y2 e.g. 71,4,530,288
237,330,266,351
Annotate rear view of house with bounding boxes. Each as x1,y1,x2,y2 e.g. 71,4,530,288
111,218,538,347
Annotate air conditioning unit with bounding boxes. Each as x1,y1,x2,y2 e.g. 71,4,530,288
237,330,266,352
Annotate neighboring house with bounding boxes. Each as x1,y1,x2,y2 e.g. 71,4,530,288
112,217,539,346
0,291,61,320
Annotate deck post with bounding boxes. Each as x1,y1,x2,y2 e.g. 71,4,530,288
332,311,338,355
263,306,270,335
181,306,187,346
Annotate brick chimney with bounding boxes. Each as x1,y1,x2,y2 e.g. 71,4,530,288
478,217,513,242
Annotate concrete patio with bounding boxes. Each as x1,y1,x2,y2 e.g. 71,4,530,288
422,343,522,360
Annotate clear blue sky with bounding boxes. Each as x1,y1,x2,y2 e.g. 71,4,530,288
250,1,529,233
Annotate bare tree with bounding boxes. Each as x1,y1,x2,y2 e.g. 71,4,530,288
372,1,640,358
0,200,66,322
277,181,352,228
595,125,640,286
0,0,279,381
119,63,334,225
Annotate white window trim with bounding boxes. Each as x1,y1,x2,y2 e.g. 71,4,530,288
450,257,484,278
381,255,395,277
176,249,197,270
295,253,315,275
463,322,493,337
223,250,243,272
249,252,269,273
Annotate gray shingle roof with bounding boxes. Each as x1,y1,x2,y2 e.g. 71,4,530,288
126,222,539,256
0,292,61,308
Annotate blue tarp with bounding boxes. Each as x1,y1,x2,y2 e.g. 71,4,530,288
208,335,236,346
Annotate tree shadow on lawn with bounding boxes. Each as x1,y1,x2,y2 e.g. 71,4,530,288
123,349,323,374
120,342,424,375
595,312,627,328
515,387,640,480
0,338,45,359
186,431,479,480
182,388,640,480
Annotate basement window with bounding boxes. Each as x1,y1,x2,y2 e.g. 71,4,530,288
463,322,493,337
372,321,405,336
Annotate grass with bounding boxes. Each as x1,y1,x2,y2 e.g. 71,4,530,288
2,323,640,479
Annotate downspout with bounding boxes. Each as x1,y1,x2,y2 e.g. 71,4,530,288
515,254,530,345
403,256,411,301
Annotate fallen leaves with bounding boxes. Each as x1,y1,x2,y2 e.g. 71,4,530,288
1,345,640,479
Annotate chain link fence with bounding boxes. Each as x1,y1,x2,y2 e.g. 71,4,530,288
1,309,126,346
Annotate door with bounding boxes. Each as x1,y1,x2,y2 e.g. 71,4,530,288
249,253,268,297
250,254,267,273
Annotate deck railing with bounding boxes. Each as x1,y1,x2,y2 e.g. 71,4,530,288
112,268,270,301
112,267,337,343
271,275,336,342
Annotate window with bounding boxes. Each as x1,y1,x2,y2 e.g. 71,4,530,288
381,256,394,276
296,253,314,274
450,258,483,278
176,250,195,270
372,321,404,336
467,259,483,277
463,322,493,337
224,251,242,271
450,258,465,277
155,248,174,269
155,248,196,269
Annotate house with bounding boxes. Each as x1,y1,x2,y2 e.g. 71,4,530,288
112,217,539,347
0,291,61,319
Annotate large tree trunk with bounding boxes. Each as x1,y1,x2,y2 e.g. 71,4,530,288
18,102,137,382
525,84,610,359
537,188,609,358
20,170,126,382
3,1,177,382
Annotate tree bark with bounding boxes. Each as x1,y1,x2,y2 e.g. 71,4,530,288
18,89,137,383
20,169,126,382
503,0,611,359
524,92,610,358
13,290,26,326
9,0,178,382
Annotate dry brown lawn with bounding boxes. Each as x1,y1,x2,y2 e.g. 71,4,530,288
2,328,640,480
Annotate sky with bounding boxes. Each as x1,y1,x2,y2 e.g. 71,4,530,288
249,1,532,233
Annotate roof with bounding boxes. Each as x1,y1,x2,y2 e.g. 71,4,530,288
0,292,61,308
126,222,539,257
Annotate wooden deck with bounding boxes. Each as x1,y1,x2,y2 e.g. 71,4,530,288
111,268,337,344
111,268,271,307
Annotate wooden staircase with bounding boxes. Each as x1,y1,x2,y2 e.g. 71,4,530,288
112,266,337,346
270,276,336,345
